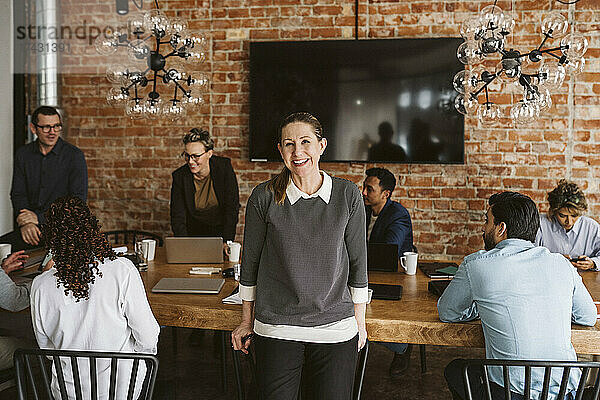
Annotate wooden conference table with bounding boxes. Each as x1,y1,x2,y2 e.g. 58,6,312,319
141,249,600,355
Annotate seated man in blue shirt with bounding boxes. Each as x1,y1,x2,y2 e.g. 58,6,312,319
0,106,87,250
362,167,414,377
536,179,600,271
439,192,596,400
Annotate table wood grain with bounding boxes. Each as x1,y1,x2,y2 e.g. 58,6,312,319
142,250,600,354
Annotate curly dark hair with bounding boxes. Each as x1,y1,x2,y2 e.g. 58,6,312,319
547,179,587,217
42,196,117,301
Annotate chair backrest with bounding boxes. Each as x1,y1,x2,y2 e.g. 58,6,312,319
102,230,164,247
14,348,159,400
461,359,600,400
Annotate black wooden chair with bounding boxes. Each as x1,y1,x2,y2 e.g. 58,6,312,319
14,348,159,400
0,367,15,392
102,230,164,247
460,359,600,400
232,340,369,400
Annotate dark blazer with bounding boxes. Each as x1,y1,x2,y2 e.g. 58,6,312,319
170,155,240,241
366,199,413,257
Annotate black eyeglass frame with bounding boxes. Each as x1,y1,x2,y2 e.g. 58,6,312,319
181,151,208,162
34,123,63,133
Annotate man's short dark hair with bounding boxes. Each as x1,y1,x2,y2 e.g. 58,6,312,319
366,167,396,193
32,106,61,125
488,191,539,243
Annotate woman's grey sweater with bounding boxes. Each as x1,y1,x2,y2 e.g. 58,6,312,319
240,177,368,327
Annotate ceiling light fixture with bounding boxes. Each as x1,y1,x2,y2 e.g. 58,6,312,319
452,0,588,126
95,0,209,120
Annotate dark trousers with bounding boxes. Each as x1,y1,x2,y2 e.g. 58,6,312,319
253,334,358,400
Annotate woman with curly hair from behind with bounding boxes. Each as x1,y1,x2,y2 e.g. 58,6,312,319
536,179,600,270
30,196,160,399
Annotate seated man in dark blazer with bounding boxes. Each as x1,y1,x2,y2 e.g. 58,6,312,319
170,129,240,250
362,167,414,377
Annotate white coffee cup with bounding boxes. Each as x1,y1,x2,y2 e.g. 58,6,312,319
141,239,156,261
135,240,150,264
228,242,241,263
0,244,11,262
400,251,418,275
367,288,373,304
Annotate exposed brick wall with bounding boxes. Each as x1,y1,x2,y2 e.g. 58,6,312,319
55,0,600,260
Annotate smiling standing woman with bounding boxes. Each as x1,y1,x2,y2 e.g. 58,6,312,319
170,128,240,249
231,112,368,399
536,179,600,270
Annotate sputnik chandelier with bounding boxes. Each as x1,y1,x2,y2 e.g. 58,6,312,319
95,2,209,120
452,1,588,126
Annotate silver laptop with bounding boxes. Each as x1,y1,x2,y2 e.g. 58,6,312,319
165,237,223,263
151,278,225,294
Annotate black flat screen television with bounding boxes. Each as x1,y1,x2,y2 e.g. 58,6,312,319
249,38,464,163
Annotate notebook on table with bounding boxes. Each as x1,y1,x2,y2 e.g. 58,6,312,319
367,243,399,272
165,237,223,264
368,283,403,300
151,278,225,294
418,262,458,279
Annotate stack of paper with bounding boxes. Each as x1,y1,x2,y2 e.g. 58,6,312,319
222,286,241,305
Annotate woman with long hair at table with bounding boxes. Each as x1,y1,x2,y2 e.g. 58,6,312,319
232,112,368,399
31,196,159,399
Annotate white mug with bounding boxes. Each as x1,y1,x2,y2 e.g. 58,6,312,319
0,244,10,262
141,239,156,261
367,288,373,304
400,251,418,275
228,242,241,263
135,240,150,264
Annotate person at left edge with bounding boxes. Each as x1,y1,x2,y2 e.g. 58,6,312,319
1,106,87,250
170,128,240,252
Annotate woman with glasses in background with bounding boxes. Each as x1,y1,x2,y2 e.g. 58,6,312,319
536,179,600,270
170,128,240,251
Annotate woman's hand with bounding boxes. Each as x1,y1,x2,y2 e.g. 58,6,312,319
231,321,253,354
572,256,595,270
357,326,367,352
1,251,29,273
353,302,367,352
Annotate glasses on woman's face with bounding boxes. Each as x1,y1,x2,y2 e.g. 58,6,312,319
181,151,206,163
35,123,63,133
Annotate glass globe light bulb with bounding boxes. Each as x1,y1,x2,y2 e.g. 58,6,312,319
500,14,515,35
454,93,479,116
171,17,188,35
189,73,210,92
106,87,129,106
144,99,163,120
477,102,501,125
479,32,505,55
128,39,151,62
538,62,566,90
182,86,206,105
162,101,188,120
94,34,118,55
564,57,585,76
457,41,483,65
106,64,128,85
164,68,186,82
561,33,588,60
541,12,568,38
480,5,505,31
144,10,171,38
453,70,467,94
465,66,487,93
510,101,539,126
535,86,553,113
460,16,485,41
126,100,145,119
182,31,209,62
495,58,521,84
128,13,147,37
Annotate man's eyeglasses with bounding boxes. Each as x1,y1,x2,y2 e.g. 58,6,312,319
34,123,63,133
181,151,206,162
